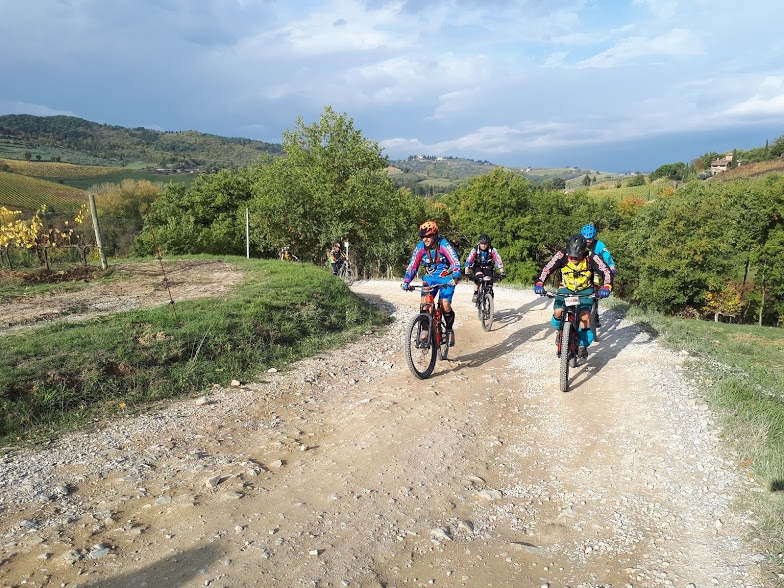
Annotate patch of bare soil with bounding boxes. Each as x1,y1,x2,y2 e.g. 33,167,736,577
0,259,245,332
0,280,767,588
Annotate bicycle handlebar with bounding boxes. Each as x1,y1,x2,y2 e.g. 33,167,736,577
539,291,596,299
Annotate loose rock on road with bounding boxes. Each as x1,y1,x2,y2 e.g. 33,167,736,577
0,280,763,587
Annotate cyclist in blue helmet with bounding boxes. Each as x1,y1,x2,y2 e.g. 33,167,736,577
581,223,616,328
581,224,616,274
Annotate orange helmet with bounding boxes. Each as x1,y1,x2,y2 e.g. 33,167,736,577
418,220,439,238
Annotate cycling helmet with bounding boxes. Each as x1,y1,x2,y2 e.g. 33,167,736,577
581,224,597,239
418,220,439,238
333,242,340,248
283,246,290,250
565,233,587,258
478,233,491,246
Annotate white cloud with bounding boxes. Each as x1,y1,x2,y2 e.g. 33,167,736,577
724,76,784,118
577,28,705,68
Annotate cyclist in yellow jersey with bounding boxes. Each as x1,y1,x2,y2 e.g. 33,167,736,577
534,233,612,357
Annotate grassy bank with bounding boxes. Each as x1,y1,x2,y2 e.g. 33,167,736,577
606,298,784,579
0,256,388,445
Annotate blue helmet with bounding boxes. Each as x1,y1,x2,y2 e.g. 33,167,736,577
581,224,596,239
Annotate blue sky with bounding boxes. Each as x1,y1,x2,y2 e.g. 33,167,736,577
1,0,783,172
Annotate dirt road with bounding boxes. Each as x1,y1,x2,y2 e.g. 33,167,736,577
0,278,763,587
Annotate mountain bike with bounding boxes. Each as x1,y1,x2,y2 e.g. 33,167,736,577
338,257,355,285
540,290,596,392
404,283,450,379
473,272,505,331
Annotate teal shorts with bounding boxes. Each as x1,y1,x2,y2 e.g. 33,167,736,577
553,287,594,313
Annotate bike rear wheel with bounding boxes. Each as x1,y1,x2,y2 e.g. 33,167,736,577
480,290,494,331
560,322,572,392
405,313,437,379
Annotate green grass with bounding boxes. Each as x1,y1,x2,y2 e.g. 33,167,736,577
0,256,389,445
606,298,784,579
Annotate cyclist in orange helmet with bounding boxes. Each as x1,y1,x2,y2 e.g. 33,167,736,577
402,221,461,346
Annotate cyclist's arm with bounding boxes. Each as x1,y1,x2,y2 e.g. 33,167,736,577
491,249,505,272
441,241,461,280
595,240,616,269
537,250,565,284
403,244,424,284
590,254,613,290
464,248,476,272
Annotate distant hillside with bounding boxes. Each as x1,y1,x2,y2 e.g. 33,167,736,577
388,155,627,196
0,114,284,170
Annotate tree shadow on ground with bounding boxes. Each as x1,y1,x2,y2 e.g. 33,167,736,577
88,544,221,588
451,296,555,372
556,307,661,391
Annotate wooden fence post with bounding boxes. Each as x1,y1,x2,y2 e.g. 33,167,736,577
88,194,108,270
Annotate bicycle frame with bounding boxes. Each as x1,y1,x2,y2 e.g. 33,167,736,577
404,283,450,379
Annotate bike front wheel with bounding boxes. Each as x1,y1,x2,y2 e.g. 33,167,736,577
405,313,437,379
339,266,355,285
560,322,572,392
480,291,494,331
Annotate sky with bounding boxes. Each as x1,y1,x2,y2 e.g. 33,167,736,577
1,0,783,173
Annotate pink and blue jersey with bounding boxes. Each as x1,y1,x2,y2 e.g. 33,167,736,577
403,238,461,301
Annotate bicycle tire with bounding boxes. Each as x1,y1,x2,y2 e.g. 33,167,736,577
405,313,437,379
590,298,599,342
339,266,355,285
560,321,572,392
480,291,494,331
438,315,449,360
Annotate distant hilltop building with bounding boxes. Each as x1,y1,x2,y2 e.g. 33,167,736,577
710,152,733,175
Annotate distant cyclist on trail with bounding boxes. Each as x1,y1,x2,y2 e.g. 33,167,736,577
534,233,613,358
464,233,505,303
401,221,461,347
280,246,299,262
329,242,346,275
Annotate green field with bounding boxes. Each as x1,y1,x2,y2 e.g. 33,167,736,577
56,168,199,191
0,171,88,212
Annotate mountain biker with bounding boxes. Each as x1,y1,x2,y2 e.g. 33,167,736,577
280,246,299,262
581,223,616,327
581,224,616,274
464,233,505,303
329,242,346,275
534,233,612,358
402,221,461,347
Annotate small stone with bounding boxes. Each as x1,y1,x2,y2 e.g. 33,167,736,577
477,489,503,500
230,379,241,387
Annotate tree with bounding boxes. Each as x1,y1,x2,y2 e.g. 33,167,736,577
23,151,31,161
627,174,646,187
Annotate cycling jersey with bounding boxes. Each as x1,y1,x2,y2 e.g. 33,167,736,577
464,246,504,273
404,238,461,284
537,250,612,293
589,239,615,269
